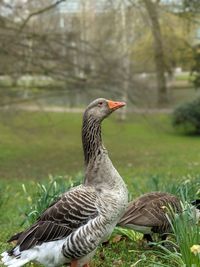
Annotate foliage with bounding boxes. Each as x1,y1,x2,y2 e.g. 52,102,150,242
113,227,142,242
175,176,200,202
182,0,200,12
0,0,197,108
167,202,200,267
134,244,184,267
191,47,200,90
143,174,200,203
172,97,200,134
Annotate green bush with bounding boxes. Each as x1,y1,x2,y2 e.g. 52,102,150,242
172,97,200,134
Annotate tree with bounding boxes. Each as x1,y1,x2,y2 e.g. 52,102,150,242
191,45,200,90
143,0,168,105
0,0,198,109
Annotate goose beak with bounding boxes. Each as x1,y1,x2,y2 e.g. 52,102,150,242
107,100,126,111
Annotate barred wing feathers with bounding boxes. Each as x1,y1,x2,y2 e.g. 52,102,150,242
8,186,98,252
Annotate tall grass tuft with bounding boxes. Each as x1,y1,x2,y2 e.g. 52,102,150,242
167,202,200,267
21,173,82,226
128,174,200,202
132,245,184,267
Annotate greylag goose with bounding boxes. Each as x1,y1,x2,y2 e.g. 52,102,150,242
118,192,200,243
1,98,128,267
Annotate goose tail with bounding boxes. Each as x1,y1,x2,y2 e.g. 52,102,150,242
1,250,32,267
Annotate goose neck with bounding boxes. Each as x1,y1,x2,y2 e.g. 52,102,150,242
82,115,103,165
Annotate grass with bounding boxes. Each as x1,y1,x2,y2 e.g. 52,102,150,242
1,110,200,181
169,203,200,267
0,110,200,266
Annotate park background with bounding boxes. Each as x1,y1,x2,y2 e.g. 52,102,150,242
0,1,200,266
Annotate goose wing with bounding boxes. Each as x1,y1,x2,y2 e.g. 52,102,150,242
8,185,98,252
119,192,181,228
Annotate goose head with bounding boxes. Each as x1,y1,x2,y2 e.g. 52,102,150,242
84,98,126,121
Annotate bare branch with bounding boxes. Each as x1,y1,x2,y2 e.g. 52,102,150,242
18,0,66,33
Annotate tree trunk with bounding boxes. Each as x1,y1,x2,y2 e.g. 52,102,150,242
120,0,129,120
143,0,168,105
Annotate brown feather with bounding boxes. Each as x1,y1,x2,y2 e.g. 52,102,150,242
9,186,98,253
118,192,182,234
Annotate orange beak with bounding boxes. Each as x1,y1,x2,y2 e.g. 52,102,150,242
107,100,126,110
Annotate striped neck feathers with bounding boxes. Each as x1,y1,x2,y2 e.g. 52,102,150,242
82,114,103,165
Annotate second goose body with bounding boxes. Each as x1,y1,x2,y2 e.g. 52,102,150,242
118,192,182,242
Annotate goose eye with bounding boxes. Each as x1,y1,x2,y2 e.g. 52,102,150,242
98,102,103,107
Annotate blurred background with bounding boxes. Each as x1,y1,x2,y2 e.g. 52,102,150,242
0,0,200,109
0,0,200,180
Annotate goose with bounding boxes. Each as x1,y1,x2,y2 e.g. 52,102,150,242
118,192,200,243
1,98,128,267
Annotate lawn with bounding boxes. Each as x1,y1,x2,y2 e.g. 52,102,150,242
0,110,200,266
1,110,200,180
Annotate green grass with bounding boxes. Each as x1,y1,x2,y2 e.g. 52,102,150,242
0,111,200,266
1,110,200,181
168,203,200,267
175,73,190,82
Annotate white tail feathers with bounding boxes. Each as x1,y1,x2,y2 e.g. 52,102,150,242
1,251,31,267
1,239,68,267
